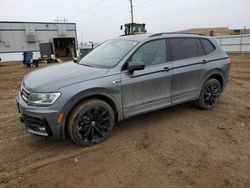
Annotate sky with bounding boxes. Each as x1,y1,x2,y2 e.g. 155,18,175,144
0,0,249,43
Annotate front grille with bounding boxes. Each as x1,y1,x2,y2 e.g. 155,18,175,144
21,86,30,102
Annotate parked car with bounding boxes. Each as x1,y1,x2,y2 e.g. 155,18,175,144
16,33,231,146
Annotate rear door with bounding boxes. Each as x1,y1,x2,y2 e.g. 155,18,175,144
168,37,207,104
121,39,173,118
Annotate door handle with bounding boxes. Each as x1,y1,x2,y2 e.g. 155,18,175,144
112,80,121,84
163,67,170,72
202,60,207,64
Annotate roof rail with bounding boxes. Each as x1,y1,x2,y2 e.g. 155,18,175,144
149,32,206,37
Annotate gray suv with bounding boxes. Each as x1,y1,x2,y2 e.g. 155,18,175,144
16,33,231,146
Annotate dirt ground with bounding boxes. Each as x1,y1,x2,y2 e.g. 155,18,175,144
0,56,249,188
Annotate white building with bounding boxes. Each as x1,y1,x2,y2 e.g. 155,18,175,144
0,21,77,61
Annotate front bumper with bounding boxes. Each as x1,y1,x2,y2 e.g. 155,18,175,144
16,92,62,138
19,115,52,137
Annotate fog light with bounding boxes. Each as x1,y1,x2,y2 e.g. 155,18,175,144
38,127,46,131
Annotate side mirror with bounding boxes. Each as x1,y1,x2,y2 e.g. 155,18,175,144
128,61,145,73
120,25,123,30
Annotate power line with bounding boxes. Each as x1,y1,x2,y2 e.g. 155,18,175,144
72,0,125,22
77,1,127,26
78,8,127,27
75,0,169,29
85,0,126,21
68,0,104,19
70,0,169,25
79,13,127,27
138,0,170,9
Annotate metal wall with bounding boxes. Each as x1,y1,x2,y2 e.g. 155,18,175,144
0,21,77,61
214,34,250,53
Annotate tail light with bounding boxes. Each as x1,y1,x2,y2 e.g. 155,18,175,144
227,57,232,64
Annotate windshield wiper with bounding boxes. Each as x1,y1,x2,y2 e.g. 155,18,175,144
80,63,94,67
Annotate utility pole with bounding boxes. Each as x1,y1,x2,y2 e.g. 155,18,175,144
129,0,134,23
80,31,83,43
54,17,68,23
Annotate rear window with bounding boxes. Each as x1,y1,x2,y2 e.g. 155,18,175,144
200,39,215,55
169,38,205,61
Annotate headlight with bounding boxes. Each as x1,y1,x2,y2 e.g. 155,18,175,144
28,92,61,106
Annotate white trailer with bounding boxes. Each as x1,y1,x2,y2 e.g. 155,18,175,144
0,21,77,61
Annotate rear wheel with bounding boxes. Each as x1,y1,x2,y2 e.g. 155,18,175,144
197,78,222,110
67,99,115,146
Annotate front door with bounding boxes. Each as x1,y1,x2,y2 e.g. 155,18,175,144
121,39,172,118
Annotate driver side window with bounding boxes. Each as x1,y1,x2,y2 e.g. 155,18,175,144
131,39,166,67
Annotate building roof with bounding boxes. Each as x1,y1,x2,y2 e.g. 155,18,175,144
0,21,76,25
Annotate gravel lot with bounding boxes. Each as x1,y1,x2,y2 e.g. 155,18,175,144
0,55,249,188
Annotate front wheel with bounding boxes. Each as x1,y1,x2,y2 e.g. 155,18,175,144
197,78,222,110
67,99,115,146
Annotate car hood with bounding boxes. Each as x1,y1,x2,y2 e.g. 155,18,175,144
23,62,109,92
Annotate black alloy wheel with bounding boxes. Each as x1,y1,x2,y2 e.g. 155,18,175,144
68,99,115,146
76,107,111,143
197,78,222,110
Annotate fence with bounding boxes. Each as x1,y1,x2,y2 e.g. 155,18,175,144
214,34,250,54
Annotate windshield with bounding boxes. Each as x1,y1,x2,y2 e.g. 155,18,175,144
79,39,138,68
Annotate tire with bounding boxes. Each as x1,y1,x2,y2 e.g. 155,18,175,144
67,99,115,146
197,78,222,110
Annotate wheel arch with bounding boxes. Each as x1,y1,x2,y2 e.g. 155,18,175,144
61,89,122,139
203,69,225,90
197,70,225,99
207,73,224,89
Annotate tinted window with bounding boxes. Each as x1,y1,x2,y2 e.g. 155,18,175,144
200,39,215,55
196,39,206,56
131,40,166,66
169,38,205,61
